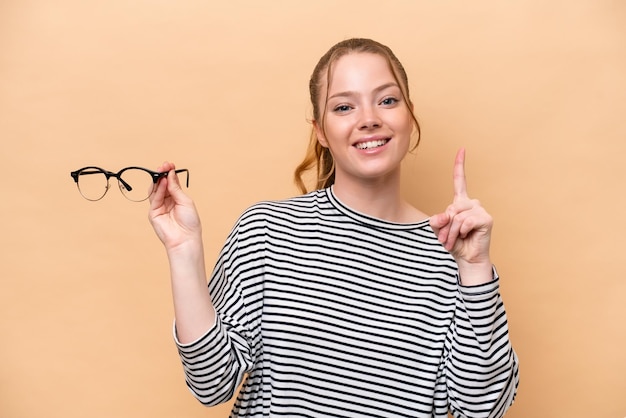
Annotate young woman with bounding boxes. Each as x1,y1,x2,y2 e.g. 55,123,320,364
149,38,519,418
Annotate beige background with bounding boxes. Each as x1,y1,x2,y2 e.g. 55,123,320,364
1,1,625,417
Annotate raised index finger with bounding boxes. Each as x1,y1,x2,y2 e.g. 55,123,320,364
453,147,468,199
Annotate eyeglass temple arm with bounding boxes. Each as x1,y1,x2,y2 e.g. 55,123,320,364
174,169,190,187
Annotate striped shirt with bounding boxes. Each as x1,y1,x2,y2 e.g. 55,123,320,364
175,187,519,417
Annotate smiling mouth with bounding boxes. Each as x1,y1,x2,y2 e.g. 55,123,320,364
355,139,389,150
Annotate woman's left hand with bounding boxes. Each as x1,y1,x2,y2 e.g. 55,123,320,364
430,148,494,284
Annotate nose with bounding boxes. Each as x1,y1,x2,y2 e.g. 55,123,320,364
358,105,381,130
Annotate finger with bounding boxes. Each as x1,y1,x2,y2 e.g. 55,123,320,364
443,212,467,251
429,212,448,232
430,212,452,245
164,168,193,207
437,199,473,247
155,162,177,191
150,161,174,206
167,168,183,193
458,215,478,240
156,161,174,173
149,172,168,207
438,224,451,246
453,148,468,200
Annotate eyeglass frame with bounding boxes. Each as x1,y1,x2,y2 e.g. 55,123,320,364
70,166,190,202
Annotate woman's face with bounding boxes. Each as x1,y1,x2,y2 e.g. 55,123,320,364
315,52,414,186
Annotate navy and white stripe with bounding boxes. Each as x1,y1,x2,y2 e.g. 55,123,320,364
176,187,519,417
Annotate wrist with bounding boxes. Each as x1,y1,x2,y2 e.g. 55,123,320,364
457,259,494,286
166,235,205,267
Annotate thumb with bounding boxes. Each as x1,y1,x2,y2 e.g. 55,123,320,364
429,212,449,232
167,169,182,192
165,170,191,203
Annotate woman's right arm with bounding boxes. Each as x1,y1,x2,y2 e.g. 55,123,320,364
148,162,216,344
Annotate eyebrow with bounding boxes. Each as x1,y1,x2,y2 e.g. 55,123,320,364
328,82,400,100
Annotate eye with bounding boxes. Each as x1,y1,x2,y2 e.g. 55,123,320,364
380,97,399,106
333,104,353,113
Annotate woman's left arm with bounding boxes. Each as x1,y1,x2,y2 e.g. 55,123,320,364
431,149,520,416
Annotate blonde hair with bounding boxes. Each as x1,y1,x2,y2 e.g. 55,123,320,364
294,38,421,194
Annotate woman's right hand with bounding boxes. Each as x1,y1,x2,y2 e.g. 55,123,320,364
149,162,215,343
148,162,202,251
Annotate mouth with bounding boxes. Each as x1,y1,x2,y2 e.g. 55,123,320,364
354,138,390,150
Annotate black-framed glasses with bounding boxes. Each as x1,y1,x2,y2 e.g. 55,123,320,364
70,166,189,202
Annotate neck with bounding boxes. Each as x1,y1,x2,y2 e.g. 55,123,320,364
332,173,426,223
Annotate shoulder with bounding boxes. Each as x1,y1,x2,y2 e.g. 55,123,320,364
241,189,327,219
234,189,329,228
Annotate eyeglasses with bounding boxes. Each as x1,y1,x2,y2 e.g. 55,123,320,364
70,166,189,202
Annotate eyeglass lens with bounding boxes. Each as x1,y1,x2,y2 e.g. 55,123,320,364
117,168,156,202
76,168,156,202
76,168,109,201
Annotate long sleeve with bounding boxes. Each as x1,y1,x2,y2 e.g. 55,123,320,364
175,314,253,405
174,215,263,406
445,271,519,417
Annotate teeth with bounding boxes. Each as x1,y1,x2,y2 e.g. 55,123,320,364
355,139,388,150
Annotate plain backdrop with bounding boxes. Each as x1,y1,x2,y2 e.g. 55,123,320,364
1,1,624,417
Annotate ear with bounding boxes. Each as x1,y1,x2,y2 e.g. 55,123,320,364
313,120,329,148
